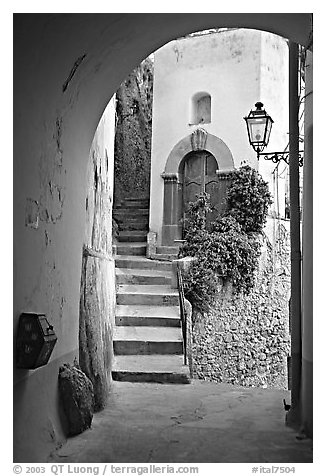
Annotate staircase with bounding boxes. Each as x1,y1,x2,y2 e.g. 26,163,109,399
112,197,190,384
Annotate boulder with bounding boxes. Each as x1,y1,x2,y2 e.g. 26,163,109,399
58,363,94,436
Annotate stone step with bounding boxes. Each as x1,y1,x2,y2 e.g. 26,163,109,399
116,199,149,209
116,243,147,256
115,255,172,272
112,355,190,384
150,253,179,261
118,222,149,231
113,208,149,217
156,246,180,255
113,326,183,355
116,285,179,306
115,304,180,327
118,231,147,243
115,216,149,224
116,268,171,285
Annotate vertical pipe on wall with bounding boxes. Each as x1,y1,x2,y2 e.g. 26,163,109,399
301,49,313,437
287,41,302,423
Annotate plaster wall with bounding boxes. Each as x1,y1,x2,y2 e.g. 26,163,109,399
259,33,289,219
79,99,116,411
150,29,289,244
13,13,312,461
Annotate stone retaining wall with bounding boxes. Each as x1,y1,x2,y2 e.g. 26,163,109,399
192,224,291,389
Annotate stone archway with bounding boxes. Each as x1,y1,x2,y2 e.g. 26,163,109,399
161,129,235,245
13,14,313,460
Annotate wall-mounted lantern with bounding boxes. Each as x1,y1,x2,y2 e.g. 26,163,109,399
244,102,304,166
16,313,57,369
244,101,273,156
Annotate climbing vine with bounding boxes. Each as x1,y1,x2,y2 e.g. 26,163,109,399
179,166,272,313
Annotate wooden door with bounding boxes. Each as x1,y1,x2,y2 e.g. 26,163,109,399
183,151,220,226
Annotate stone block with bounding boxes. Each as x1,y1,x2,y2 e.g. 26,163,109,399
146,231,157,258
171,256,195,289
58,363,94,436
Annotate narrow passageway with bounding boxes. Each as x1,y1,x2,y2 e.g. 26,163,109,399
50,380,312,463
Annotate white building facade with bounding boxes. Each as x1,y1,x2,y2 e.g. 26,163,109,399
149,29,290,247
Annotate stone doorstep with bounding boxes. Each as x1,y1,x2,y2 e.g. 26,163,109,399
112,355,190,384
150,253,179,261
156,246,180,255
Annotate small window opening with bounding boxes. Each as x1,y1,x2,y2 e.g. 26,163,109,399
190,92,211,125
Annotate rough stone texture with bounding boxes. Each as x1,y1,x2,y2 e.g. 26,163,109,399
58,363,94,436
79,105,116,411
184,298,193,378
146,231,157,259
114,57,153,203
192,224,291,389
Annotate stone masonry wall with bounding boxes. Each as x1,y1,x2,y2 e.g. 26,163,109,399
192,222,291,389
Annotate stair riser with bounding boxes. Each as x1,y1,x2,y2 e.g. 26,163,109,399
112,371,190,384
116,246,147,256
116,294,179,306
151,254,178,261
118,224,149,231
113,341,183,355
115,260,172,272
156,246,180,255
118,235,147,243
116,274,171,285
115,218,149,226
117,201,149,208
115,316,180,327
114,208,149,214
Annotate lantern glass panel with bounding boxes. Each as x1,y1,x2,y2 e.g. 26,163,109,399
264,117,273,145
248,117,268,145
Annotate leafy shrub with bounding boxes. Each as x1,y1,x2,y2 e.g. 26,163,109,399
226,165,272,233
179,165,272,313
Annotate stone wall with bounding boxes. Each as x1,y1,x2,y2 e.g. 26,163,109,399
78,100,116,411
192,222,291,389
114,57,153,203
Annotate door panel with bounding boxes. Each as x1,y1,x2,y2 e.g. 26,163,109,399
183,151,219,227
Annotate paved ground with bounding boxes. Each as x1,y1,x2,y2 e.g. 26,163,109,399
50,380,313,463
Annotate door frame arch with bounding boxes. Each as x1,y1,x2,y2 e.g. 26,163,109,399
161,129,234,245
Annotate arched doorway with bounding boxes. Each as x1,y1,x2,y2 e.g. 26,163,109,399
161,130,234,245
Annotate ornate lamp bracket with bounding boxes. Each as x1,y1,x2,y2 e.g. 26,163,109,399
261,151,304,167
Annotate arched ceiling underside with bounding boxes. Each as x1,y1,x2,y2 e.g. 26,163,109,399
14,13,312,163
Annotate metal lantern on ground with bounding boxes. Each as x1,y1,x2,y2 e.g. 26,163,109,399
244,102,274,157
